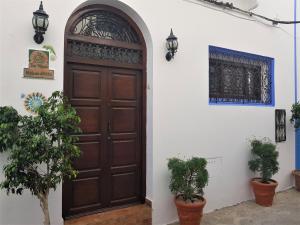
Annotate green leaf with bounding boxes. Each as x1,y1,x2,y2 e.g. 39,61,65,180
42,45,56,56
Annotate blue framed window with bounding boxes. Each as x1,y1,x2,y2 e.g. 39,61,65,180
209,46,275,106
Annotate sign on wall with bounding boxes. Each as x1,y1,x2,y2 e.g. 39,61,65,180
24,49,54,79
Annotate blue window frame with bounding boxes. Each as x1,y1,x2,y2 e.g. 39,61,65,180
209,46,275,106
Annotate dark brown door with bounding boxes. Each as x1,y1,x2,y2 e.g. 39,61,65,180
63,63,143,217
63,5,147,218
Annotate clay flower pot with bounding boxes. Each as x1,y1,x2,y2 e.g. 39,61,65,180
292,170,300,191
175,196,206,225
251,178,278,207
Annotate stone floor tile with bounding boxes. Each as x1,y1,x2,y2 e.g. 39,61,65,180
170,189,300,225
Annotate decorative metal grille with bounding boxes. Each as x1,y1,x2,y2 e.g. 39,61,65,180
72,10,140,44
275,109,286,142
209,46,274,105
68,40,142,64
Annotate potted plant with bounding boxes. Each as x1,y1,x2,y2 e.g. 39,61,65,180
290,102,300,129
248,138,279,207
168,157,209,225
0,91,81,225
290,102,300,191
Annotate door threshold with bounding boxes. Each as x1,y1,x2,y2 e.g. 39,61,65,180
64,203,152,225
64,202,143,220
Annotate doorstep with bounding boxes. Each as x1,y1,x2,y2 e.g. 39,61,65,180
64,204,152,225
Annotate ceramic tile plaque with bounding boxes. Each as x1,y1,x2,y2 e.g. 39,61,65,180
24,92,46,113
24,49,54,79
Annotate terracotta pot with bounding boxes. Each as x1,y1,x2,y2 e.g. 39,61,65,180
292,170,300,191
175,196,206,225
250,178,278,207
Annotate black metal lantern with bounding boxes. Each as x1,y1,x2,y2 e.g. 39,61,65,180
32,1,49,44
166,29,178,61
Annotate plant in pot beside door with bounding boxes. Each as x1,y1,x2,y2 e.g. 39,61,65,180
168,157,209,225
248,138,279,207
290,102,300,191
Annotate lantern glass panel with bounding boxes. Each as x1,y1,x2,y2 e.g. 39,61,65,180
44,19,49,28
166,41,172,50
32,17,37,28
37,17,45,28
173,40,178,50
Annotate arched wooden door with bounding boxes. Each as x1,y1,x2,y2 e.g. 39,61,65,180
63,5,146,219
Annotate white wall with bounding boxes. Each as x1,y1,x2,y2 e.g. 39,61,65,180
0,3,4,105
152,1,295,224
296,0,300,103
0,1,154,224
0,0,297,225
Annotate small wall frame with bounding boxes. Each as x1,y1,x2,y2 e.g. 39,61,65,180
275,109,286,142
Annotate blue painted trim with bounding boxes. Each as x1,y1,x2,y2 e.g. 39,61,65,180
209,45,274,62
209,102,275,107
209,45,275,106
271,58,275,107
296,128,300,169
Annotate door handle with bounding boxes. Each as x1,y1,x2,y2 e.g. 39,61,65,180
107,120,111,140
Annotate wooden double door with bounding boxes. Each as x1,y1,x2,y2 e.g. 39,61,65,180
63,63,144,218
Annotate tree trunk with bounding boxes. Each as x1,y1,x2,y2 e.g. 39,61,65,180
38,191,51,225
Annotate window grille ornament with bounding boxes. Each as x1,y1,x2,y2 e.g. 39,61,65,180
71,10,140,44
275,109,286,142
209,46,274,105
69,40,142,64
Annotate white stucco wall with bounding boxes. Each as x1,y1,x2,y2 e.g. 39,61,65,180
296,0,300,103
0,3,4,105
0,0,297,225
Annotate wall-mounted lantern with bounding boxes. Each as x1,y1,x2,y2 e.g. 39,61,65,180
166,29,178,61
32,1,49,44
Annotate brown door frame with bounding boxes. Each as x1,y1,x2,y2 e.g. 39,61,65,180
63,4,147,218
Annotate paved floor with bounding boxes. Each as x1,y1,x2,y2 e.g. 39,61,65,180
171,189,300,225
64,204,151,225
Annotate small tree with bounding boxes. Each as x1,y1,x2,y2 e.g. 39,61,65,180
248,138,279,183
168,157,209,202
0,91,81,225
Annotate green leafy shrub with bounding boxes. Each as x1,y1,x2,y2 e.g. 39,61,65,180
291,102,300,128
168,157,209,202
0,107,20,152
0,91,81,225
248,138,279,183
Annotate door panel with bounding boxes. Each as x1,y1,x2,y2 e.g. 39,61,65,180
107,69,141,206
72,71,101,99
74,142,101,170
112,74,137,100
111,139,136,166
111,172,137,202
63,64,108,217
76,107,102,133
63,66,143,218
111,107,136,132
72,178,101,207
